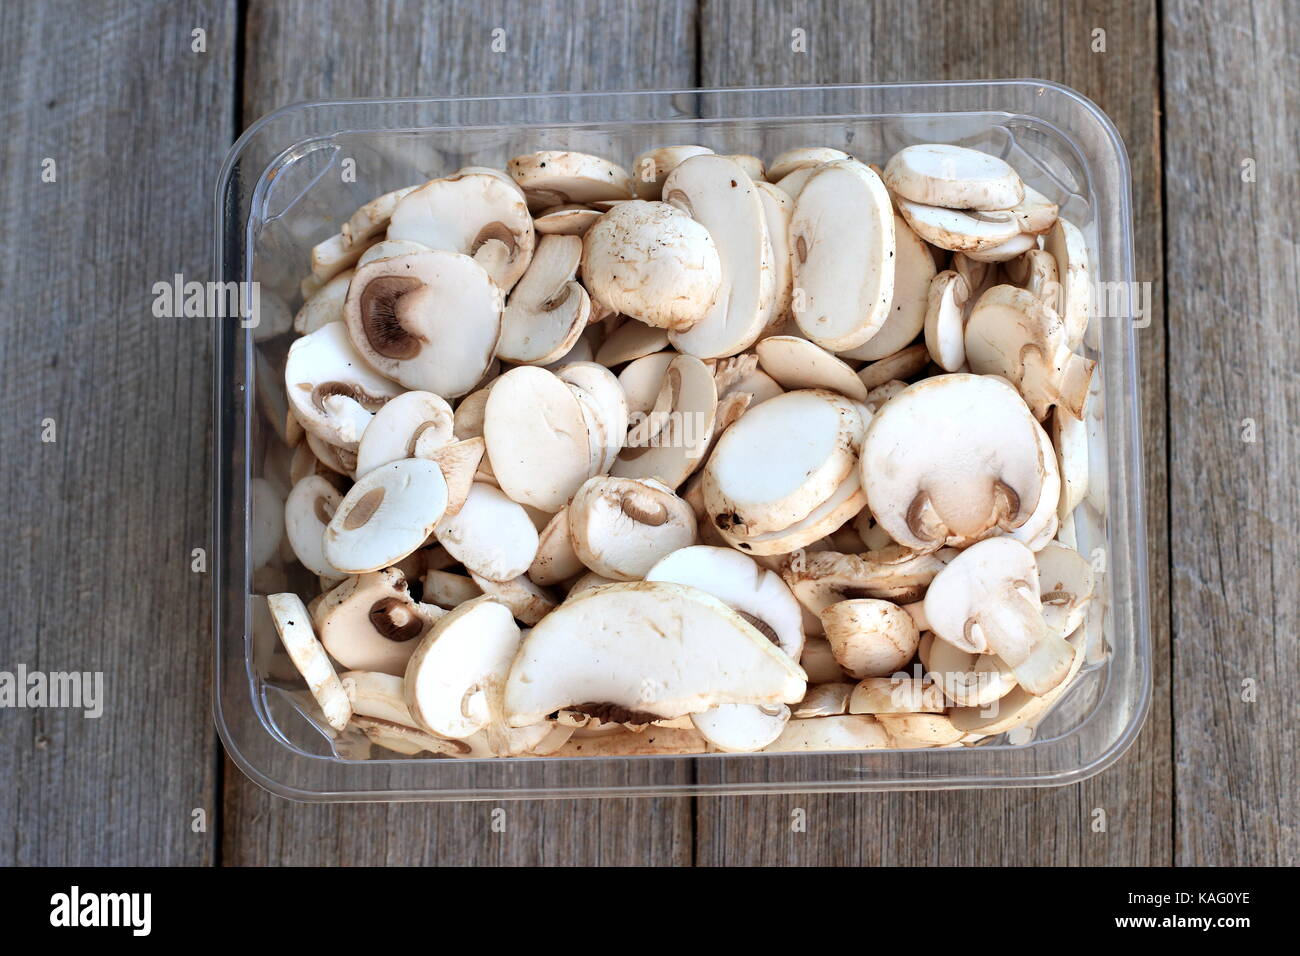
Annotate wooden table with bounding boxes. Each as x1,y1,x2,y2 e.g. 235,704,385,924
1,0,1294,866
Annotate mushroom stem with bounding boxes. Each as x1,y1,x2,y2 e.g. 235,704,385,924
973,588,1044,666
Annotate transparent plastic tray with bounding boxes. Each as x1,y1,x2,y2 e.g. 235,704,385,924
213,82,1150,801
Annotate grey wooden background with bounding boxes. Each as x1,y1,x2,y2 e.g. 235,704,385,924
0,0,1294,866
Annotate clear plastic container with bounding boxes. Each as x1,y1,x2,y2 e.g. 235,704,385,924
214,82,1150,801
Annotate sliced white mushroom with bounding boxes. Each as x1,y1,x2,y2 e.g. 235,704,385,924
762,714,891,752
768,147,850,180
848,676,946,714
341,185,419,249
423,569,482,608
837,214,937,362
310,231,380,284
528,507,585,586
354,391,454,479
663,154,776,358
317,568,441,675
267,592,351,731
754,181,794,324
1006,248,1062,311
964,284,1095,420
961,231,1037,263
356,237,434,268
692,703,790,752
819,598,920,679
468,572,557,626
1005,421,1062,550
789,160,896,351
948,628,1086,736
547,726,709,756
434,481,539,582
791,682,853,717
293,269,353,334
856,343,929,391
483,366,592,512
632,145,714,199
507,150,635,213
876,712,965,748
284,321,403,448
612,353,719,489
387,171,535,291
594,320,670,367
773,163,822,202
533,203,603,236
882,144,1024,211
720,467,866,557
756,335,869,400
567,476,697,581
422,437,485,518
283,475,346,578
341,671,473,756
343,251,501,399
504,581,807,726
1050,405,1089,520
554,361,629,475
720,154,766,181
918,631,1016,707
497,234,590,365
921,270,970,371
1043,217,1091,351
860,374,1047,552
897,199,1022,253
323,458,449,574
1035,542,1095,638
1009,184,1059,234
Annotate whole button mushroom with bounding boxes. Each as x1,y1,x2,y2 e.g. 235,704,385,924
581,200,722,333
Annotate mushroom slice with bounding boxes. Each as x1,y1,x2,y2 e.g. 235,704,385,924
468,572,557,626
789,160,896,351
404,596,522,739
632,145,714,199
948,629,1086,736
882,144,1024,211
344,251,501,400
342,671,471,756
354,390,454,478
782,546,952,621
567,476,697,581
284,475,346,579
756,335,869,401
860,374,1046,552
387,171,535,291
452,386,491,440
1035,542,1095,638
924,537,1073,695
317,568,441,675
705,389,863,537
962,232,1037,263
498,234,591,365
819,598,920,679
768,147,850,180
876,713,965,748
763,714,891,752
582,201,723,333
595,321,670,367
964,284,1095,420
774,164,823,202
856,343,930,391
548,726,709,756
423,437,485,518
755,181,795,325
1043,218,1091,351
529,507,585,586
897,199,1022,253
663,154,776,358
484,366,592,512
293,269,353,334
646,545,806,659
267,592,351,731
799,637,847,681
848,676,946,714
285,322,404,448
310,231,380,284
837,214,937,362
918,631,1016,707
357,238,435,268
613,353,719,489
341,185,419,249
434,481,539,582
792,682,853,717
721,154,767,182
507,150,635,212
566,570,618,598
533,203,603,236
1006,422,1062,551
555,361,629,474
504,581,807,726
721,468,867,557
305,432,358,479
324,459,449,574
1010,184,1059,235
423,569,482,608
692,703,791,752
922,271,970,371
1050,406,1089,520
1006,248,1062,310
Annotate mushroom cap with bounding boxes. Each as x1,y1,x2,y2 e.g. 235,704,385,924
323,458,449,574
504,581,807,726
704,389,863,537
483,366,592,512
581,200,722,332
434,481,540,582
497,234,590,365
318,568,441,675
897,200,1022,253
819,598,920,679
646,544,806,659
860,374,1046,551
354,390,454,479
533,203,603,236
507,150,636,212
837,213,937,362
567,476,697,581
882,144,1024,211
789,160,897,351
404,595,523,739
663,154,776,358
266,593,351,731
283,475,346,578
343,251,502,399
387,171,535,291
631,144,714,199
285,321,404,448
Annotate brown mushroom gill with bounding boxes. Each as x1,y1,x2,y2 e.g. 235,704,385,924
311,380,390,413
359,274,424,359
368,597,425,642
571,701,662,725
342,487,386,530
471,221,519,259
736,610,781,647
619,491,669,526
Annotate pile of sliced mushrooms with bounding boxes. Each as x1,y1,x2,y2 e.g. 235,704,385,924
259,141,1098,759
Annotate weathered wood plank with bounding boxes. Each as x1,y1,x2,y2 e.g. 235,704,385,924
0,0,235,865
1162,0,1299,866
222,0,699,866
693,0,1171,866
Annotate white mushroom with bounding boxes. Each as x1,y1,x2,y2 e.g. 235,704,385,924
763,714,891,752
468,572,557,626
567,476,697,581
819,598,920,679
555,360,629,475
293,269,353,334
856,343,929,391
918,631,1016,707
434,481,539,582
356,238,434,268
284,321,403,448
341,185,419,249
768,147,850,180
876,712,965,748
754,181,794,324
882,144,1024,211
948,628,1086,736
594,321,670,367
317,568,442,675
323,458,449,574
1050,405,1089,520
528,507,585,586
547,726,709,756
354,390,454,478
283,475,346,578
533,203,603,236
791,682,853,718
1035,542,1095,638
507,150,635,212
266,592,351,731
837,214,937,362
692,703,791,752
1009,185,1059,234
961,231,1037,263
1043,217,1091,351
496,234,590,365
897,200,1022,253
789,160,896,350
612,353,719,489
423,437,486,518
848,677,946,714
423,569,482,608
632,144,713,199
755,335,869,401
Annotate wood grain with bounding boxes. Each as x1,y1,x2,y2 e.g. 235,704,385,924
1162,0,1299,866
222,0,700,867
692,0,1171,866
0,0,235,865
